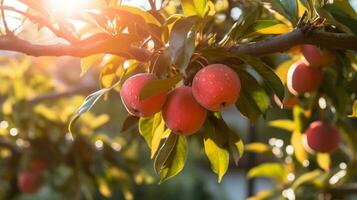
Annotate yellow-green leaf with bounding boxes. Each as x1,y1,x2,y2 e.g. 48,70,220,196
248,163,285,182
139,74,183,100
252,20,292,35
80,54,104,76
181,0,209,17
138,112,162,149
291,131,308,164
269,119,296,132
245,143,271,154
348,100,357,118
291,170,322,189
317,153,330,172
203,121,229,182
108,6,161,26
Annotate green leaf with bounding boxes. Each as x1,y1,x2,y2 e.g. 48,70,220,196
323,4,357,34
291,131,308,164
348,100,357,118
262,0,292,24
169,16,198,71
106,6,161,26
139,74,183,100
250,20,292,35
245,143,271,154
219,5,261,45
235,70,270,122
138,112,162,149
247,163,285,182
238,55,285,101
334,0,357,19
203,120,229,182
154,134,187,183
181,0,208,17
80,54,104,76
151,122,169,159
291,170,322,189
280,0,298,24
269,120,296,132
68,87,110,137
120,115,139,132
317,153,330,172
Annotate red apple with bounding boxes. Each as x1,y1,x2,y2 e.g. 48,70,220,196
305,121,340,153
301,45,335,68
17,171,40,194
163,86,207,135
287,61,323,95
120,73,167,117
192,64,241,111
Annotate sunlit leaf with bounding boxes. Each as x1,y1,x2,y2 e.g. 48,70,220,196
151,120,169,159
80,54,104,76
247,163,285,182
317,153,330,172
154,134,187,183
275,59,295,84
203,121,229,182
106,6,161,26
251,20,292,35
138,112,162,149
181,0,208,17
245,143,271,153
291,170,322,189
269,120,296,132
139,74,183,100
348,100,357,118
291,131,308,164
280,0,298,24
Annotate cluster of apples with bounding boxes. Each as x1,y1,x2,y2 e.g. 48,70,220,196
287,44,335,96
120,64,241,135
17,159,46,194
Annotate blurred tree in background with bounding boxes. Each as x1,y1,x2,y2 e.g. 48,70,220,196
0,0,356,199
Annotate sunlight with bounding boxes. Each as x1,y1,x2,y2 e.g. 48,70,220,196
48,0,89,16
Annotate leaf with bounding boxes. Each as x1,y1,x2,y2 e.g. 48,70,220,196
169,16,198,71
275,59,295,84
334,0,357,19
280,0,298,24
245,143,271,154
238,55,285,101
203,121,229,182
139,74,183,100
291,170,322,189
68,87,110,136
151,120,169,159
229,132,244,166
154,134,187,183
317,153,330,172
262,0,293,25
323,4,357,34
348,100,357,117
235,70,270,122
291,131,308,164
269,120,296,132
106,6,161,26
80,54,104,76
120,115,139,132
181,0,208,17
247,163,285,182
251,20,292,35
138,112,162,149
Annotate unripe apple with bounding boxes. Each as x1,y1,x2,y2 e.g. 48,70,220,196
192,64,241,111
17,171,40,194
304,121,340,153
301,45,335,68
163,86,207,135
120,73,167,117
287,61,323,95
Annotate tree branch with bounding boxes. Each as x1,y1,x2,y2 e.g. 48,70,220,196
229,28,357,56
0,28,355,59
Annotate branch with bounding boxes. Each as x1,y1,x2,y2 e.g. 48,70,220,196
0,28,355,59
229,29,357,56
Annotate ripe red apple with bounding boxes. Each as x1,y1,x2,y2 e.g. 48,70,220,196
17,171,40,194
301,45,335,68
305,121,340,153
192,64,241,111
120,73,167,117
162,86,207,135
287,61,323,95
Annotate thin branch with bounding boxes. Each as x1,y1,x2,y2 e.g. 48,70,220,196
0,0,10,35
27,84,98,105
148,0,156,10
0,5,78,43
